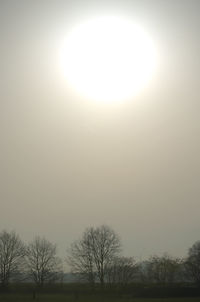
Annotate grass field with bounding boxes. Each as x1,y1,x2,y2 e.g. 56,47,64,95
1,295,200,302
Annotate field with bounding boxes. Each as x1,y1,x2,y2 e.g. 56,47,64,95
1,295,200,302
1,283,200,301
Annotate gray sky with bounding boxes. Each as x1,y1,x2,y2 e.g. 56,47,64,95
1,0,200,264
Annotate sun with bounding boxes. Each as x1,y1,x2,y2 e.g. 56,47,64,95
60,16,158,103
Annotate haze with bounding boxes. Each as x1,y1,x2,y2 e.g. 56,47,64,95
1,0,200,263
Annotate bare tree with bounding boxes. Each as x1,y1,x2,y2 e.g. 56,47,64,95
68,225,121,287
106,256,138,285
25,237,62,287
145,254,182,285
89,225,121,287
185,241,200,286
0,230,25,288
68,234,96,285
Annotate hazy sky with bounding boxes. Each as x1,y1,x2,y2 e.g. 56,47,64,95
1,0,200,265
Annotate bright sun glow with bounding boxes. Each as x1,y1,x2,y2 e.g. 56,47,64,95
60,16,158,102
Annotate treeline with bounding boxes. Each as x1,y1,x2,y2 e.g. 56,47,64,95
0,225,200,290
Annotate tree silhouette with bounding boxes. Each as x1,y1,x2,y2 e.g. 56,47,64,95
68,225,121,287
0,230,25,288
